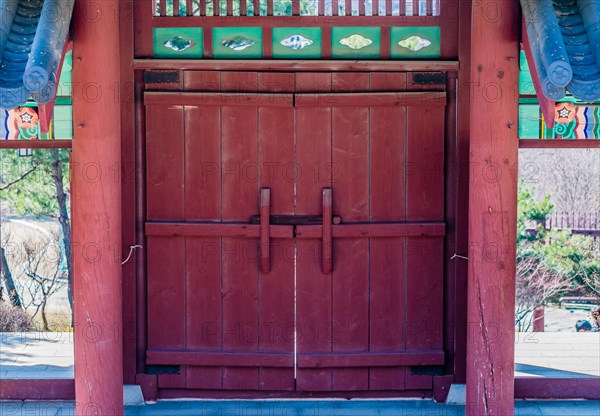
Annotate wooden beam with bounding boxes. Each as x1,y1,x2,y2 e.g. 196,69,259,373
0,379,75,401
133,59,460,72
72,1,123,414
0,140,72,149
466,0,520,414
519,139,600,148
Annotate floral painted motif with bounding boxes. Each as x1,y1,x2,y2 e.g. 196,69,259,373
222,36,255,51
280,35,313,50
398,36,432,52
163,35,195,52
339,34,372,50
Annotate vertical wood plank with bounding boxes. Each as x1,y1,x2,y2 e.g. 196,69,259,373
296,99,333,391
240,0,247,15
466,0,519,413
221,73,259,390
185,237,223,389
345,0,352,15
359,0,366,15
319,0,325,15
369,103,407,390
146,105,184,220
292,0,300,15
331,101,369,391
413,0,419,15
159,0,167,15
214,0,220,16
185,106,221,221
373,0,379,15
147,237,185,351
187,0,194,16
267,0,273,15
386,0,393,15
254,0,260,15
173,0,180,15
184,105,223,389
406,105,445,221
227,0,233,15
405,103,445,389
260,189,271,273
258,93,295,390
332,0,339,15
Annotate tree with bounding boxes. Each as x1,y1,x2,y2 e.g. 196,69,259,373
516,182,600,330
18,233,67,331
0,149,72,313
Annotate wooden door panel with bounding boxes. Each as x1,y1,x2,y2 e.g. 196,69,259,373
145,88,295,391
145,72,447,394
146,105,184,220
258,103,296,391
185,237,223,389
295,92,446,392
221,102,260,390
185,106,221,221
331,105,370,391
406,105,445,221
295,105,334,391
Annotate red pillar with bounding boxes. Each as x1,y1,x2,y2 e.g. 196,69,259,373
466,0,520,415
71,1,123,414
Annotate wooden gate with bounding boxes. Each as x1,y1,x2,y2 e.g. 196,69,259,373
144,71,446,393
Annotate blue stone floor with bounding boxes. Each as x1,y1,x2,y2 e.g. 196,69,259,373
0,400,599,416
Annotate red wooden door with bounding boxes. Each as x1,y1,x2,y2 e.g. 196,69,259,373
295,87,446,392
143,71,446,393
144,74,297,390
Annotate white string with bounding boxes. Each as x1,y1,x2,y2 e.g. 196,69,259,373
122,245,143,265
451,254,469,260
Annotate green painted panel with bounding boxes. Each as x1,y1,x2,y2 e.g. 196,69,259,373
53,105,73,140
272,27,322,59
154,27,204,58
390,27,440,59
519,50,535,95
58,50,72,97
331,27,380,59
213,27,263,59
519,104,541,139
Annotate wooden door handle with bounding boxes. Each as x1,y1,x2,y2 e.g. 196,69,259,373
260,188,270,273
322,188,333,274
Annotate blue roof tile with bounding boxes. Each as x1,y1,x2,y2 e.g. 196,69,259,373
522,0,600,102
0,0,74,109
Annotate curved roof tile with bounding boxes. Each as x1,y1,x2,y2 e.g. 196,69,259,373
522,0,600,102
0,0,74,109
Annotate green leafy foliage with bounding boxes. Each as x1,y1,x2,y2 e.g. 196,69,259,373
0,149,70,218
517,182,600,297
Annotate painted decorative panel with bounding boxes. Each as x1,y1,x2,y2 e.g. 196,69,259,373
272,27,322,59
519,102,600,139
390,26,440,59
1,107,42,140
213,27,263,59
154,28,204,58
331,27,380,59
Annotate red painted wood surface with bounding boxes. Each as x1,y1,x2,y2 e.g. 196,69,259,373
0,379,74,401
71,1,124,414
466,0,519,414
143,71,446,394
